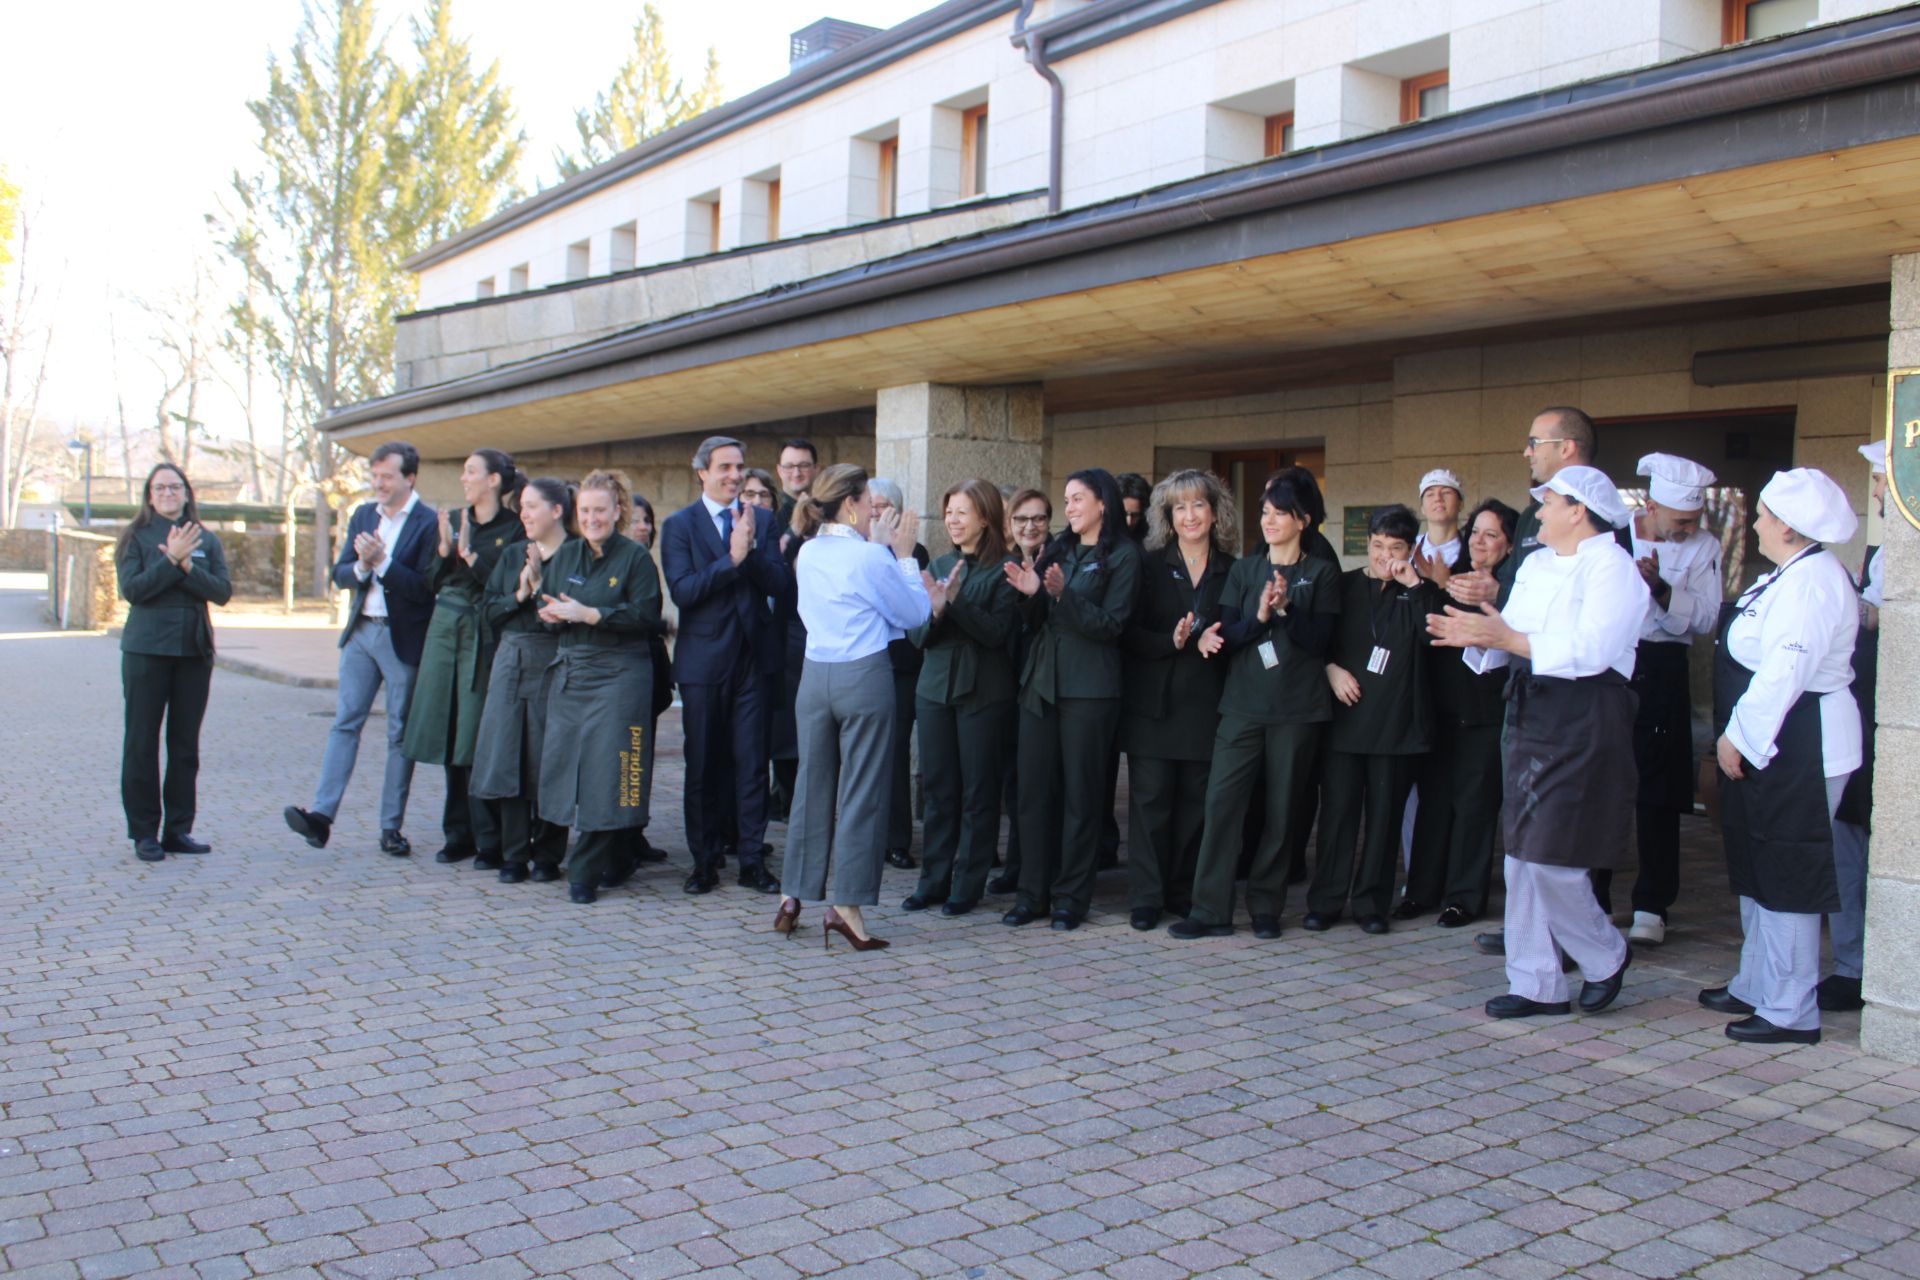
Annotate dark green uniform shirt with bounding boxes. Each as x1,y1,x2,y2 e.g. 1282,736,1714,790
428,506,524,610
913,549,1020,709
116,518,233,659
1121,543,1234,759
1018,536,1142,711
1327,569,1441,755
1216,551,1342,725
485,538,572,637
543,532,663,647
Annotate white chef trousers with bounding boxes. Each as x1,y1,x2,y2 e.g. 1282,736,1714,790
1503,856,1629,1003
1727,775,1849,1032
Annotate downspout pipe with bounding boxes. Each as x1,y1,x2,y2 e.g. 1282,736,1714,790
1013,1,1065,214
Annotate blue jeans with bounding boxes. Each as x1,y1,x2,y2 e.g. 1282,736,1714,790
1830,818,1868,980
313,619,417,831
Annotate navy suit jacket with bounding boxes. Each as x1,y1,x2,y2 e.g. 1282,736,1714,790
660,499,792,683
332,498,439,666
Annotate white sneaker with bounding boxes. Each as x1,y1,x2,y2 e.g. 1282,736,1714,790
1628,911,1666,946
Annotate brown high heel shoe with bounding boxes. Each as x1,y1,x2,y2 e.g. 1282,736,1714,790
773,898,801,936
822,907,890,952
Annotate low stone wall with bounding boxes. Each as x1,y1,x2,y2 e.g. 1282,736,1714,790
223,528,325,597
0,527,47,571
45,530,119,630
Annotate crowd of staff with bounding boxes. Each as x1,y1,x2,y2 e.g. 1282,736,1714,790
121,408,1882,1035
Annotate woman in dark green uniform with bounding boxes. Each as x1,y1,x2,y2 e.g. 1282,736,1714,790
1002,468,1141,930
116,463,232,862
402,448,525,868
623,494,674,868
473,477,575,883
905,479,1019,915
991,487,1053,896
537,470,664,904
1308,505,1440,934
1122,469,1236,931
1171,472,1341,939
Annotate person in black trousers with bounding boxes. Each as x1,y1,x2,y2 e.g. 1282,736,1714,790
991,487,1052,896
117,463,232,862
868,476,931,869
1121,469,1236,930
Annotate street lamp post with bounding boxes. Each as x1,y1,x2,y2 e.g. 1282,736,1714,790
66,439,94,525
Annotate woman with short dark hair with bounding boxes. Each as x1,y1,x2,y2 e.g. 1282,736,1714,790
117,463,232,862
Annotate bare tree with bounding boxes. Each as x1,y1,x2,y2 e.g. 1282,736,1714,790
140,256,221,474
0,202,62,528
106,296,137,501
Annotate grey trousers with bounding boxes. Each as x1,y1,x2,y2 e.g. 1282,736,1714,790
1830,818,1868,980
1731,775,1850,1030
314,619,417,831
783,652,896,906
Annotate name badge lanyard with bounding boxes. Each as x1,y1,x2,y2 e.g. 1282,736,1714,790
1367,579,1396,677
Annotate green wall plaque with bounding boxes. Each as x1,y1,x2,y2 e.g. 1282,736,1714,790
1892,369,1920,534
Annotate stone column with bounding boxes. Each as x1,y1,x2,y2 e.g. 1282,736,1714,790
1863,252,1920,1061
874,383,1045,556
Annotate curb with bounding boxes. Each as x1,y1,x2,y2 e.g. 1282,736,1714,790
215,652,338,690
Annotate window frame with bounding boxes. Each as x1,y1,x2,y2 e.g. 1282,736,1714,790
1263,111,1295,158
1399,69,1449,124
877,137,899,219
961,104,989,198
1722,0,1815,42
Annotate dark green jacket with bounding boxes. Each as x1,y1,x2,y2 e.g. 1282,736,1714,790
485,538,572,637
1018,536,1141,712
1121,543,1234,759
116,518,232,659
1327,569,1441,755
1216,550,1341,725
544,532,663,648
428,505,524,610
913,549,1020,709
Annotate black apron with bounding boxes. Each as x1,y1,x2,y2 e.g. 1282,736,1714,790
1835,545,1878,829
470,630,558,800
1502,664,1638,871
1631,640,1695,812
1711,557,1839,915
538,644,654,833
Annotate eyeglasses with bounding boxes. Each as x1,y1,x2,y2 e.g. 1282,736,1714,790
777,461,812,472
150,483,186,495
1010,514,1050,525
1524,436,1569,451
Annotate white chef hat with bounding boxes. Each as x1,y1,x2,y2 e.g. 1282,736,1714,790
1418,468,1462,498
1759,468,1857,545
1530,464,1630,529
1637,452,1715,511
1859,440,1888,475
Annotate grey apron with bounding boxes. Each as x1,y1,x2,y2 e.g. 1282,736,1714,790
470,630,558,800
538,643,654,833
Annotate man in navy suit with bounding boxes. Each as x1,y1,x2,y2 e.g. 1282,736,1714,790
660,435,793,894
284,441,438,855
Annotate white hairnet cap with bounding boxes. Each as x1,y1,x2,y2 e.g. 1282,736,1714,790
1760,468,1857,545
1637,452,1715,511
1418,468,1462,497
1859,440,1888,475
1530,465,1630,529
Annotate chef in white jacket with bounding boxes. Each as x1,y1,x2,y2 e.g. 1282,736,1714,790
1699,467,1860,1045
1428,465,1649,1020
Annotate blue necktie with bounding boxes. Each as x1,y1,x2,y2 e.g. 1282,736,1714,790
719,504,734,548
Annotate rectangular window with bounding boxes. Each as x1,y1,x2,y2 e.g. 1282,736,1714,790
1400,70,1449,123
962,104,989,197
1724,0,1818,41
475,277,495,300
508,263,529,293
766,179,781,241
685,195,720,256
1263,112,1295,157
709,200,720,253
566,239,591,281
610,222,636,273
878,137,899,219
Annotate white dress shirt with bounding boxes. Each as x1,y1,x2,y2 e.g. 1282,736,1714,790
1724,546,1861,776
795,523,930,662
1467,533,1647,680
701,492,743,544
353,491,420,618
1416,531,1461,569
1631,520,1721,643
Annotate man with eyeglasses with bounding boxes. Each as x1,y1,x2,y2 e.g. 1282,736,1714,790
770,439,819,820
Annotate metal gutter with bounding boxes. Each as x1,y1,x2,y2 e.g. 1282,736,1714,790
328,10,1920,434
1018,0,1231,62
1011,1,1065,214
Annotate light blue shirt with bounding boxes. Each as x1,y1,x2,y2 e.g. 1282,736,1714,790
796,524,930,662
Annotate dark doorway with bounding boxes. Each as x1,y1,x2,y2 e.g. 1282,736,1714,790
1211,446,1326,554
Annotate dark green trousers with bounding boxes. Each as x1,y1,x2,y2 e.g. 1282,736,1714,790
567,828,633,891
121,651,213,841
1311,750,1417,921
1189,717,1321,925
1407,724,1502,916
1127,755,1208,913
915,697,1011,906
499,798,567,870
1015,696,1120,919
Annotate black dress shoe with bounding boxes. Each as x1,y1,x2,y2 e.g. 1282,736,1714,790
284,806,331,849
1436,905,1473,929
599,865,634,891
1301,913,1335,932
531,862,561,883
435,844,476,864
135,838,165,862
1358,916,1389,936
941,900,977,917
1486,994,1572,1019
498,865,529,884
1726,1015,1820,1045
884,849,916,870
683,869,718,895
1389,898,1428,921
380,830,411,857
1698,986,1756,1016
1168,918,1232,939
901,894,938,912
1129,908,1161,931
1578,952,1629,1014
161,834,210,854
1473,931,1506,956
1050,912,1081,931
1251,915,1282,939
1002,907,1039,926
737,865,781,894
632,834,669,863
569,884,598,904
473,854,505,871
986,874,1018,895
1817,975,1864,1012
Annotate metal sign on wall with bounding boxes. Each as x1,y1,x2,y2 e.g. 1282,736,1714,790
1891,368,1920,533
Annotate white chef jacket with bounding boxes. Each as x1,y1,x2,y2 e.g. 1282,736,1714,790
795,523,930,662
352,490,420,619
1631,520,1721,644
1466,533,1647,680
1724,546,1860,776
1416,531,1461,569
1863,545,1885,609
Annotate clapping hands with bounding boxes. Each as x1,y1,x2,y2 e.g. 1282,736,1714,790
162,521,203,567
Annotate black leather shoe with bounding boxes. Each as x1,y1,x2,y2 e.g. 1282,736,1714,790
1486,994,1572,1019
1389,898,1428,921
683,869,718,895
1050,912,1080,931
1473,931,1505,956
569,884,597,905
1358,916,1389,936
284,806,331,849
435,844,476,864
1817,975,1864,1012
162,834,210,854
530,862,561,883
1251,915,1282,939
737,865,781,894
940,900,976,917
498,865,529,884
1168,918,1231,939
599,866,634,891
1301,913,1335,932
1726,1015,1820,1045
135,838,165,862
380,830,411,857
1002,907,1039,926
987,874,1017,895
901,894,938,912
885,849,916,870
1130,908,1161,931
1436,906,1473,929
1698,986,1756,1016
473,854,505,871
1579,952,1629,1014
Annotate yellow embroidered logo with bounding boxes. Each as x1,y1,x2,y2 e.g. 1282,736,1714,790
609,576,619,587
494,537,504,546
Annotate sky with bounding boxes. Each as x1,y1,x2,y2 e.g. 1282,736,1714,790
0,0,933,446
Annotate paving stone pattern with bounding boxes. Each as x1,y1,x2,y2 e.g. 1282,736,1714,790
4,592,1920,1279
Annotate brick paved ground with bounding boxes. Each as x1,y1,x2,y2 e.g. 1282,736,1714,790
4,574,1920,1280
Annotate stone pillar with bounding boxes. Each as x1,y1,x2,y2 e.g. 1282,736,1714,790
875,383,1045,556
1863,252,1920,1061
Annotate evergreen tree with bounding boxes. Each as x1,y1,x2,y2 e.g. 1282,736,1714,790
554,5,723,180
397,0,525,247
0,166,17,277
